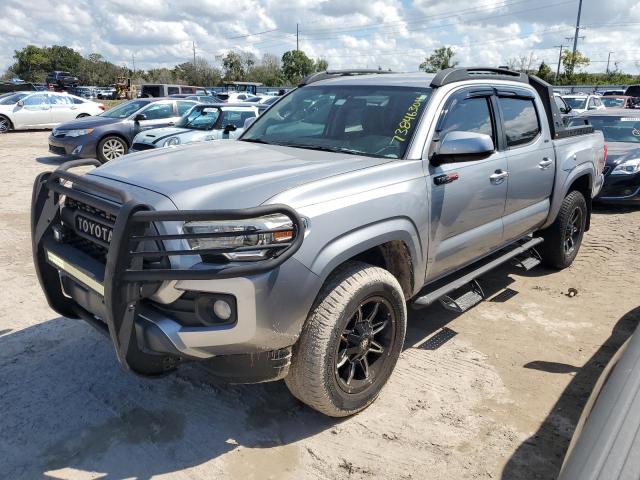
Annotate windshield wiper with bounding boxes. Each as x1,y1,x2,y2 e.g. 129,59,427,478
276,143,369,156
241,138,273,145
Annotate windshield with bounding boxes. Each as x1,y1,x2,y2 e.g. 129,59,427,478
175,106,220,130
601,97,626,108
0,93,28,105
573,116,640,143
100,99,149,118
242,85,432,158
564,97,587,110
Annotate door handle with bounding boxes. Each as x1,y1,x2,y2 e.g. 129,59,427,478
538,158,553,169
489,170,509,184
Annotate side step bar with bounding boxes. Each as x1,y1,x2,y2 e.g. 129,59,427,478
413,237,544,308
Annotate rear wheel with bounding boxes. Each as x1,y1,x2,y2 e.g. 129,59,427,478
97,135,127,163
0,116,12,133
285,262,406,417
538,190,587,269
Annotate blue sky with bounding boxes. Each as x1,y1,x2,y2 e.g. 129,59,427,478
3,0,640,74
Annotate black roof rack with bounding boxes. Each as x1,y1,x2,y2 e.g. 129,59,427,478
299,69,396,86
430,67,528,88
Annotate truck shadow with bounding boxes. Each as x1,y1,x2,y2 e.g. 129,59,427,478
501,306,640,480
0,318,337,479
36,155,73,165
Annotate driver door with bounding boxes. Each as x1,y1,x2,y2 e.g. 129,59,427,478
426,88,508,282
135,101,179,134
14,93,52,128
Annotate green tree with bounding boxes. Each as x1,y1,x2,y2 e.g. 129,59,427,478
536,61,553,82
419,47,458,73
281,50,315,84
221,51,245,81
247,54,284,86
562,50,590,77
315,58,329,71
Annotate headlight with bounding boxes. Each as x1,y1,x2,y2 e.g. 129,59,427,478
611,158,640,175
182,214,294,261
64,128,94,137
163,137,180,147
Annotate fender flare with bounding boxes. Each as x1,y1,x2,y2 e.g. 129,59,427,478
309,217,424,295
542,164,593,230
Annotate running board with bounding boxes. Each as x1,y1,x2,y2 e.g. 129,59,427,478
412,237,544,308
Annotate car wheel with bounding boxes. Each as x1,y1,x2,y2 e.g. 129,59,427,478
0,116,12,133
285,261,407,417
97,135,127,163
538,190,587,269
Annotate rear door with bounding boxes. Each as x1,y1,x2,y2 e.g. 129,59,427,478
426,87,508,281
135,101,178,134
14,93,52,128
498,91,555,242
49,94,76,124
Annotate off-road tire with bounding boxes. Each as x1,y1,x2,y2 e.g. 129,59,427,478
285,261,407,417
97,135,127,163
538,190,587,269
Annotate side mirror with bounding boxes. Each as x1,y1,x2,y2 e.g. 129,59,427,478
433,131,494,163
565,105,572,113
223,124,237,134
16,100,24,107
134,113,147,122
243,117,256,130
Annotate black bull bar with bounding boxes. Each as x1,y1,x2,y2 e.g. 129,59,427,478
31,159,305,375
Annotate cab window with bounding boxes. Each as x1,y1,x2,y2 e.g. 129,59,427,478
438,96,494,140
498,97,540,148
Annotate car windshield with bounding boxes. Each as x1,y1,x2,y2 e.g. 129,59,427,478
601,97,626,108
564,97,587,109
0,92,28,105
241,85,432,158
573,116,640,143
176,106,221,130
100,99,149,118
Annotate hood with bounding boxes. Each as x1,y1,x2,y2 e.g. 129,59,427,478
89,140,392,209
135,127,193,144
56,115,122,130
605,142,640,166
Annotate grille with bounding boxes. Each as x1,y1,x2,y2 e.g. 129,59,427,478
66,197,117,223
131,142,156,151
49,145,67,155
63,198,115,263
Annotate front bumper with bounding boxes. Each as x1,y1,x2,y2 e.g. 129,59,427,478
597,171,640,204
48,134,98,158
31,159,309,378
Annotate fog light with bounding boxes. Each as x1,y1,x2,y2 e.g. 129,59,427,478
71,145,83,155
52,224,67,242
213,300,232,320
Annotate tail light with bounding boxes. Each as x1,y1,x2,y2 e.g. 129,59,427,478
601,143,608,172
98,104,107,111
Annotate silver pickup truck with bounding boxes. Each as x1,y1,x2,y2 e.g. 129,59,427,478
32,68,605,416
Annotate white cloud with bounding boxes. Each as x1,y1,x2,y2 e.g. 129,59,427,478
2,0,640,75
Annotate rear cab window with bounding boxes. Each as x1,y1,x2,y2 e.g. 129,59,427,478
498,97,540,148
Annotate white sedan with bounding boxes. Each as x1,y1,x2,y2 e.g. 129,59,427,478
0,91,105,132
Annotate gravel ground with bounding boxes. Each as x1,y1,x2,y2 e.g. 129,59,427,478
1,131,639,480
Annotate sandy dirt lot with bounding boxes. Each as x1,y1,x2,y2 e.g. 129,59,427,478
1,131,639,480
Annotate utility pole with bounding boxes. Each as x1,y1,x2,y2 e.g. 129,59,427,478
555,44,565,82
572,0,583,57
192,41,196,65
606,51,614,74
296,23,299,51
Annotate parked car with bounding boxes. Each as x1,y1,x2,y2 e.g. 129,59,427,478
559,324,640,480
96,87,116,100
0,91,104,133
168,94,223,103
570,109,640,204
31,68,604,417
624,85,640,97
0,81,41,94
71,86,98,99
46,71,79,89
215,91,259,102
48,97,199,162
130,103,260,152
602,89,626,96
600,95,638,109
554,93,576,125
140,84,198,97
563,94,605,113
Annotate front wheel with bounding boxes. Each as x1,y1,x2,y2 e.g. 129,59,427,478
285,261,407,417
0,116,12,133
97,135,127,163
538,190,587,269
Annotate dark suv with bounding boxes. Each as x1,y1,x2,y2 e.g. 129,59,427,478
46,71,79,89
